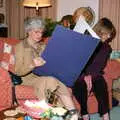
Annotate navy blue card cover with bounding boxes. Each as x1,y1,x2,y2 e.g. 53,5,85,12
33,25,100,87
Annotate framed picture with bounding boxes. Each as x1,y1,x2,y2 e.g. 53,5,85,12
0,0,3,7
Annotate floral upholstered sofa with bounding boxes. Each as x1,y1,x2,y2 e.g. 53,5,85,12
0,37,120,114
110,51,120,102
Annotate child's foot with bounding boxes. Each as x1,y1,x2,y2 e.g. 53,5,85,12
102,113,110,120
82,114,90,120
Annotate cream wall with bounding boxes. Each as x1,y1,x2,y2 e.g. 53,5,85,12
56,0,99,25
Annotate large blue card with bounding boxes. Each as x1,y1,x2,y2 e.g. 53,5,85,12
33,25,100,87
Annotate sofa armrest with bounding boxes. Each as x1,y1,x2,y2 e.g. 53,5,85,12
0,67,12,83
0,37,20,45
104,59,120,81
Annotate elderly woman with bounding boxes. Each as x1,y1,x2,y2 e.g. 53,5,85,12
14,17,78,120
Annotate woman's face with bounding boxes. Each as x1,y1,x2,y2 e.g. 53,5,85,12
97,30,111,42
62,20,71,28
28,28,44,42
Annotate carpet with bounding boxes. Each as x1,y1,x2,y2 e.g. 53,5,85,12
90,106,120,120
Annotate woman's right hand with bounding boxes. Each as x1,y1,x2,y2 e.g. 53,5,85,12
33,57,46,67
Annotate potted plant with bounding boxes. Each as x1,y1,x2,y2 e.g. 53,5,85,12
43,18,60,37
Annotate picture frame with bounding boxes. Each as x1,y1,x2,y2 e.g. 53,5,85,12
0,0,3,7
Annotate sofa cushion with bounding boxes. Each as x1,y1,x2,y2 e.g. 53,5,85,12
0,37,20,72
104,59,120,81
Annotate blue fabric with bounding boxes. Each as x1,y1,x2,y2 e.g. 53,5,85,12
33,25,100,87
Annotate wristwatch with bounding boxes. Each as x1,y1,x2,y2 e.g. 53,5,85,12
68,109,78,115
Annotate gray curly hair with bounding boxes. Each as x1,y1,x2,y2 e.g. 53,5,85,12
24,17,45,33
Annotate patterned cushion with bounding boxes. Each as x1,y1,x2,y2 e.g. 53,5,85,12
0,37,19,72
0,42,15,72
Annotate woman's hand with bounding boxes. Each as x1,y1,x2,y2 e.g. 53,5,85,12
84,75,92,95
33,57,46,67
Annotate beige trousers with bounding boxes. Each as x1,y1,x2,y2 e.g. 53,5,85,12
21,73,71,107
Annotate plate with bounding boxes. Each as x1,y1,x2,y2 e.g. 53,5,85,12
4,110,18,116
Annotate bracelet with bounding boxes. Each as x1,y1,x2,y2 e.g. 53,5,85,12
63,109,78,119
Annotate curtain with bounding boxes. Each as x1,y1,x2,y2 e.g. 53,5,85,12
99,0,120,50
6,0,57,40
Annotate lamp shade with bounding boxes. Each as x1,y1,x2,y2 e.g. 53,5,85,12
22,0,51,7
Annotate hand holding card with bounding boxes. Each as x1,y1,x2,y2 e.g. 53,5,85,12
33,57,46,67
